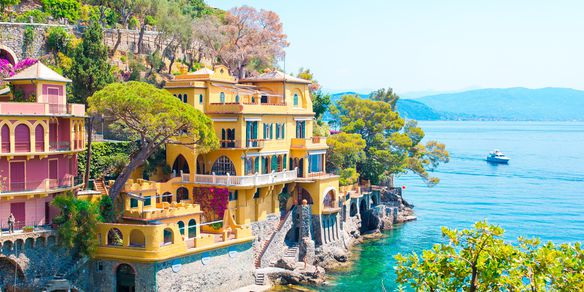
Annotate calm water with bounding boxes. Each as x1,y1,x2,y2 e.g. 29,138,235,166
321,121,584,291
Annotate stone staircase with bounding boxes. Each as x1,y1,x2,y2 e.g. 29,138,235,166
284,243,299,259
255,206,296,268
255,272,266,286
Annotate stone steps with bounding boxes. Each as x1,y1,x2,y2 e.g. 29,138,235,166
284,244,299,258
255,272,266,286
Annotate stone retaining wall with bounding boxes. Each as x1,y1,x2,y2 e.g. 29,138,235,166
91,241,255,292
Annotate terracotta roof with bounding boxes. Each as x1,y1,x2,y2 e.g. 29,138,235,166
242,71,311,84
5,62,71,83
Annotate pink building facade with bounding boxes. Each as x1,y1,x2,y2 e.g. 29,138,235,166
0,62,86,230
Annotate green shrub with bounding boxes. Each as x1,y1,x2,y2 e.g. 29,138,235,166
41,0,81,22
46,26,72,56
339,167,360,186
15,9,49,23
128,16,139,30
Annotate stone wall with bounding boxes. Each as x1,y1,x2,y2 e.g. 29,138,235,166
0,231,89,291
91,241,255,292
0,22,170,63
0,22,56,61
258,207,296,268
250,214,279,260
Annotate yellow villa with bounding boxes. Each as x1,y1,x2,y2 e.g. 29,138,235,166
164,65,340,222
90,66,343,291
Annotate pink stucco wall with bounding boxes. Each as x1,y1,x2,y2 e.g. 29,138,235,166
0,196,54,227
0,154,78,187
41,84,64,105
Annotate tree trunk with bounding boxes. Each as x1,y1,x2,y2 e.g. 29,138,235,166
108,146,154,201
168,56,175,74
470,265,478,292
84,116,94,188
137,23,146,54
111,29,122,57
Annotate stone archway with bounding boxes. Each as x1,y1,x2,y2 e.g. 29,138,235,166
323,187,337,209
116,263,136,292
0,45,18,65
0,257,25,289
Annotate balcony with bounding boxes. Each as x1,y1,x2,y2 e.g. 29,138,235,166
181,169,298,187
290,136,328,149
219,139,264,149
0,102,85,116
123,202,202,221
0,176,84,196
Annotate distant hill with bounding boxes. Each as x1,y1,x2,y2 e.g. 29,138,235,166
418,87,584,121
328,88,584,121
327,92,442,121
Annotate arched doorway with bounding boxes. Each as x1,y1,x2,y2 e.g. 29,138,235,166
116,264,136,292
172,155,190,175
297,188,313,205
359,198,367,215
350,201,357,217
176,187,189,202
0,257,25,288
211,156,235,175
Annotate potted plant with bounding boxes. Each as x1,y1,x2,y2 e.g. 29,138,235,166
23,226,34,232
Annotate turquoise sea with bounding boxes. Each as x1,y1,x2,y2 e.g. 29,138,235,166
322,121,584,291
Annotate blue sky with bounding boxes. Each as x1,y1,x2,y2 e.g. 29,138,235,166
207,1,584,95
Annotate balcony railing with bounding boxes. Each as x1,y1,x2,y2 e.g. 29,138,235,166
49,141,71,151
182,169,298,187
0,176,84,194
219,139,265,149
0,102,85,116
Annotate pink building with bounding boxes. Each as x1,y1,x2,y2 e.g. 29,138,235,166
0,62,86,230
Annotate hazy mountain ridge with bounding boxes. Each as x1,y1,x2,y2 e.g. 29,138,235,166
328,88,584,121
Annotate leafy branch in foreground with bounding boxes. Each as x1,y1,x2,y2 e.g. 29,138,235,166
395,221,584,291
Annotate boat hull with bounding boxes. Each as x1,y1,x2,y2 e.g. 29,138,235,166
486,157,510,164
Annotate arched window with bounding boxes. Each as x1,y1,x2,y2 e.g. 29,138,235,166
177,221,185,235
188,219,197,238
163,228,173,245
199,94,203,104
162,192,172,203
1,124,10,152
116,264,136,292
107,228,123,246
176,187,189,202
35,125,44,152
172,155,190,175
211,156,236,175
183,94,188,103
220,92,225,103
14,124,30,152
129,230,145,247
293,94,299,106
323,190,336,208
235,95,240,103
177,94,182,102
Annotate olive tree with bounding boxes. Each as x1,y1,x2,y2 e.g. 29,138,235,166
88,81,218,200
